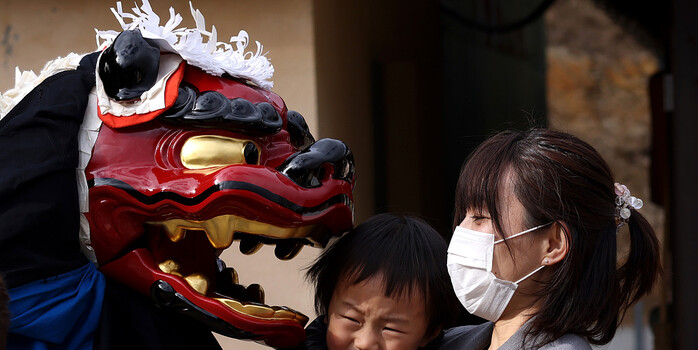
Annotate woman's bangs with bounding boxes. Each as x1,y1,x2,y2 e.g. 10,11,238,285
463,143,510,218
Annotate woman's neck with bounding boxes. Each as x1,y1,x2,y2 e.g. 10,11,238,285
488,304,537,350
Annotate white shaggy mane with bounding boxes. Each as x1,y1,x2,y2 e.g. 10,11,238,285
0,53,84,120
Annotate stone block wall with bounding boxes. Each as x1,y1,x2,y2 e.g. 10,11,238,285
545,0,666,330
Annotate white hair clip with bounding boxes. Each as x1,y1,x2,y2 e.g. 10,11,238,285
614,183,643,228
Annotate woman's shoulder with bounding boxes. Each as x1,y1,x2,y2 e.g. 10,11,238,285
435,323,494,349
435,323,591,350
539,333,592,350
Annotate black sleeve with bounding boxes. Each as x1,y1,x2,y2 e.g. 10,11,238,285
94,278,222,350
0,54,97,288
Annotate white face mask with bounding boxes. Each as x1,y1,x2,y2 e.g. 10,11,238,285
446,223,551,322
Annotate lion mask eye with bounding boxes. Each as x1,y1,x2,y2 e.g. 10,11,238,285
181,135,259,169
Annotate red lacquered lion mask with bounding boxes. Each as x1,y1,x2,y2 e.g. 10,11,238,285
80,4,355,347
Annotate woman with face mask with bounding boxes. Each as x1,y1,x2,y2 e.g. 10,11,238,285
438,129,661,349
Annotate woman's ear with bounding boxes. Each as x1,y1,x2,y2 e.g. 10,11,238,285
541,222,569,265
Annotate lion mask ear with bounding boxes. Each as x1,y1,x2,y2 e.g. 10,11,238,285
96,46,185,128
99,30,161,101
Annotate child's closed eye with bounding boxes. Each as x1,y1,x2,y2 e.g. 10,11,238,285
383,326,405,334
342,315,360,324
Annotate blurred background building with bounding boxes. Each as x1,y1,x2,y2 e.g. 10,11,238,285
1,0,695,349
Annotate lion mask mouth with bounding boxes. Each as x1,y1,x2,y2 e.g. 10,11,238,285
145,214,321,322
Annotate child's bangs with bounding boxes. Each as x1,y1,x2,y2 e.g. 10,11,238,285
340,243,423,301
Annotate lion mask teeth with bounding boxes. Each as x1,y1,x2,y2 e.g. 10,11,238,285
147,216,313,323
155,257,308,323
148,214,317,251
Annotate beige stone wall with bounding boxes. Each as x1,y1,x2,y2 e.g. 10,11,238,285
1,1,318,349
545,0,666,329
0,0,318,133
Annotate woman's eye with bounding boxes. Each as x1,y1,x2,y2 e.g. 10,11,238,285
471,215,490,222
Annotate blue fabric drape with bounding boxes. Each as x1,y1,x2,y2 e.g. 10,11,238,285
7,262,105,350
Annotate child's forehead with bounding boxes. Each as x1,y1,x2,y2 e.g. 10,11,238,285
336,273,425,302
339,277,428,315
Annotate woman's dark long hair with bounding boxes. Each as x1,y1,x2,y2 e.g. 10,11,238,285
453,129,660,345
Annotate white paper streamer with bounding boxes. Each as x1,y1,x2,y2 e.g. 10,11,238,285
96,0,275,90
77,89,103,264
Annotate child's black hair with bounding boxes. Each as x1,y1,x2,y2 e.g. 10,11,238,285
307,213,460,337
